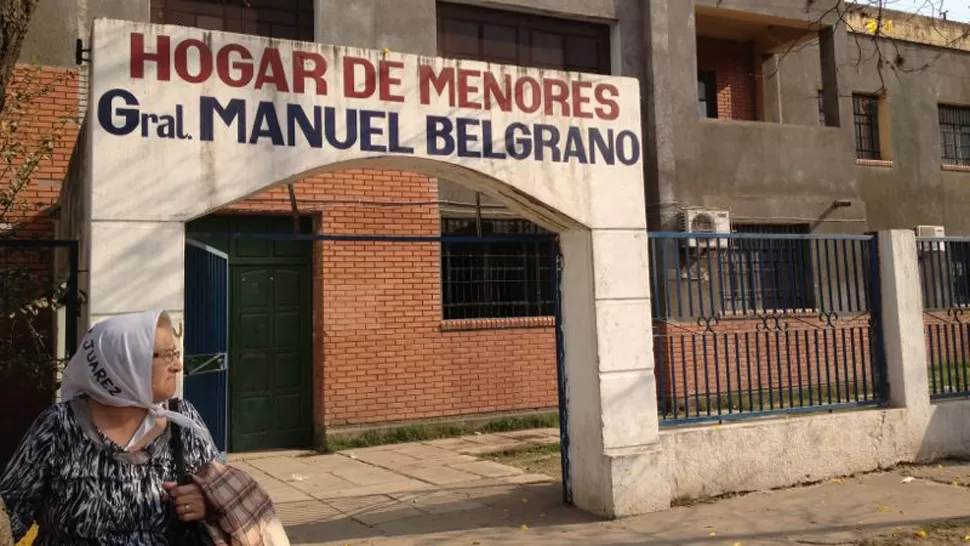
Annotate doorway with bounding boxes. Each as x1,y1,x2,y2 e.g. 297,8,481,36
186,215,314,452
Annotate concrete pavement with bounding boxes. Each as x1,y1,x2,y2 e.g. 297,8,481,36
231,429,970,545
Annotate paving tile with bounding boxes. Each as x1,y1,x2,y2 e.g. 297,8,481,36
394,463,482,485
387,443,458,461
274,499,342,526
288,474,359,497
329,464,407,486
344,449,423,469
311,480,434,500
448,460,525,478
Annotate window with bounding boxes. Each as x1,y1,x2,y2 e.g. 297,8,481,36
150,0,314,41
852,94,882,160
698,71,717,119
939,104,970,167
436,3,611,74
723,224,816,313
440,218,556,320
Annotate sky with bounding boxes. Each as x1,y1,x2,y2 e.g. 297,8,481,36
883,0,970,22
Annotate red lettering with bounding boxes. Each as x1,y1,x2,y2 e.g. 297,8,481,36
379,60,404,102
216,44,253,88
254,48,289,92
514,77,541,114
594,83,619,120
483,73,511,111
293,51,328,95
457,69,481,109
419,65,455,106
344,57,376,99
131,33,170,81
173,39,213,84
571,81,593,119
543,78,570,116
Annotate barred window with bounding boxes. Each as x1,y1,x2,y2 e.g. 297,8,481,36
852,94,882,160
440,218,556,320
723,224,816,313
939,104,970,167
150,0,314,41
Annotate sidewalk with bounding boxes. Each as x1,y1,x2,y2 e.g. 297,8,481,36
230,430,970,545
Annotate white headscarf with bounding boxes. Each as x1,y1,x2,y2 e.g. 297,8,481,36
62,310,204,449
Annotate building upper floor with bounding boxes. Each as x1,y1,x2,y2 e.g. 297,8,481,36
18,0,970,234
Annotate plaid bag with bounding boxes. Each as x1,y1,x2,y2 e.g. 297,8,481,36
191,463,289,546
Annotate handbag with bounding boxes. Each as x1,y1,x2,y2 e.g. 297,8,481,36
165,399,217,546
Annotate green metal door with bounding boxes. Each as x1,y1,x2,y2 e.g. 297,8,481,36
186,215,314,452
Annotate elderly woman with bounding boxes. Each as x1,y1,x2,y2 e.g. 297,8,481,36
0,310,218,545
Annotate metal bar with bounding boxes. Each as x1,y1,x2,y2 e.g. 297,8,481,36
649,233,874,241
869,236,889,402
660,400,881,427
745,331,754,412
66,242,80,358
552,244,571,506
189,232,557,244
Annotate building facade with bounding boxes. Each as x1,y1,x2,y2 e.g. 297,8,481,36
7,0,970,454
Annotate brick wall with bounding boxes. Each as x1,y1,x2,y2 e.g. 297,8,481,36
654,315,878,415
2,65,79,237
0,65,79,467
696,37,756,121
224,170,558,429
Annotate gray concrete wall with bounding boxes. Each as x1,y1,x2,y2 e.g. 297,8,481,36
648,0,862,232
775,34,970,235
18,0,150,66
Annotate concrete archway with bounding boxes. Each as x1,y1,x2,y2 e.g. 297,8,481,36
62,18,663,516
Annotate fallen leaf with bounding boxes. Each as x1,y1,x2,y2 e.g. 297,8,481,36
954,480,961,487
833,478,843,484
902,477,915,483
708,531,717,537
878,506,891,513
918,529,928,538
733,543,742,546
938,464,945,469
290,473,309,482
520,524,529,531
540,513,546,518
522,498,529,504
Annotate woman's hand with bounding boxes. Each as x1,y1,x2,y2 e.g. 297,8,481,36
163,482,207,522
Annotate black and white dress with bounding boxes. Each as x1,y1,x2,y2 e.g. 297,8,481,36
0,396,219,545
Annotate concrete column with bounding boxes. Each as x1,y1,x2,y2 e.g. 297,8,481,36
877,230,930,411
560,228,669,518
819,26,841,128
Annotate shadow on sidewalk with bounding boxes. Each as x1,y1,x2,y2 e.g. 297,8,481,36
281,480,601,543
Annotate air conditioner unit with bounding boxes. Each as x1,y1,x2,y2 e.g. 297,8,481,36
681,208,731,249
915,225,946,253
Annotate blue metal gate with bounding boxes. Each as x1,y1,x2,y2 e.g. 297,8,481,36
183,239,230,452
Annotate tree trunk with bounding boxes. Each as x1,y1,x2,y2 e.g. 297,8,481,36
0,0,41,113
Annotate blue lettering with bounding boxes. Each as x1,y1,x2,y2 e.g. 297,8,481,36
250,102,284,145
563,127,588,164
534,125,561,162
617,130,641,166
141,114,158,137
324,107,357,150
387,112,414,154
288,104,322,148
589,128,615,165
481,121,506,159
360,110,387,152
456,118,480,158
505,123,531,160
97,88,140,136
427,116,455,156
200,96,247,143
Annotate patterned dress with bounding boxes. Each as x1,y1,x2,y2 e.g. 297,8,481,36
0,396,219,545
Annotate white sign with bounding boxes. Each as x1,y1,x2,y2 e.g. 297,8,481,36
89,19,645,229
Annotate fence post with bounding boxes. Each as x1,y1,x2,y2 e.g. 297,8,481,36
877,230,930,411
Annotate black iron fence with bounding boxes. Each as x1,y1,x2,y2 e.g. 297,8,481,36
917,237,970,399
649,232,887,424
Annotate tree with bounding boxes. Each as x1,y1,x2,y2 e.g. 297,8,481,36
0,0,41,113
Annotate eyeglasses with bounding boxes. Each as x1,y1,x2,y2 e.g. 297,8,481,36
153,349,181,364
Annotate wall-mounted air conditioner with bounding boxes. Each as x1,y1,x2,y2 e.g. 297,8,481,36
915,225,946,253
681,208,731,249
